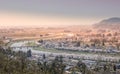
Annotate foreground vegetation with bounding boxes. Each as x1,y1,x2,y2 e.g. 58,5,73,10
0,47,92,74
0,46,120,74
0,47,66,74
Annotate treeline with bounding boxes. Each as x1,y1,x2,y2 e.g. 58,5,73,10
0,47,67,74
0,47,93,74
0,47,118,74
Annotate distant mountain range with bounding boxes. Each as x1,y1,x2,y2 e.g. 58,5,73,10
94,17,120,29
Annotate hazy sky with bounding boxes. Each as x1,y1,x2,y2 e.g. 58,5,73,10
0,0,120,27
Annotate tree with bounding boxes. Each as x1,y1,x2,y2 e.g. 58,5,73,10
113,64,116,71
27,49,32,57
77,61,87,74
38,39,44,43
50,56,66,74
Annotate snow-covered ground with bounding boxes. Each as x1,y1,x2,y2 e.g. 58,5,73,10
10,41,120,62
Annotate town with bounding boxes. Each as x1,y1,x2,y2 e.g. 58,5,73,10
0,25,120,74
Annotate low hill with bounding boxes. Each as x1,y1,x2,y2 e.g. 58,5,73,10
93,17,120,29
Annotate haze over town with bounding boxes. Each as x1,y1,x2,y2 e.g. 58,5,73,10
0,0,120,74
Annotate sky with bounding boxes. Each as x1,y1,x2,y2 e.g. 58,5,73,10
0,0,120,27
